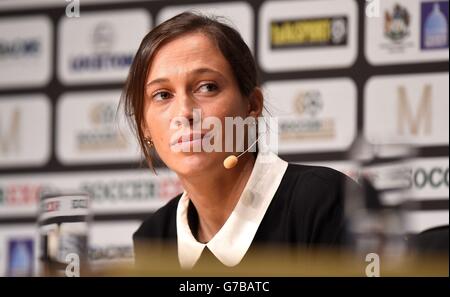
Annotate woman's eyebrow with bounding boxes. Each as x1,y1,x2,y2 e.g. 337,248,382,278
146,78,169,88
146,67,226,88
190,67,225,78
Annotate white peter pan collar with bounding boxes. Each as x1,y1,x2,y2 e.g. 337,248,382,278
176,151,288,269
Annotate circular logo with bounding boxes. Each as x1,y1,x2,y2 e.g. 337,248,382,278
295,90,323,117
331,18,347,44
92,22,114,53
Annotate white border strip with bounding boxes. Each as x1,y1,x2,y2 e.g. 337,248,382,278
0,0,158,11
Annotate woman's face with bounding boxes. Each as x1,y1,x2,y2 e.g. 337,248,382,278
143,32,255,177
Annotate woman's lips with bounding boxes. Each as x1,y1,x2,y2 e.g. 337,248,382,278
177,132,204,144
170,131,211,151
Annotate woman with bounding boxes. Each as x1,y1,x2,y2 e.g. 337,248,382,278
123,12,354,270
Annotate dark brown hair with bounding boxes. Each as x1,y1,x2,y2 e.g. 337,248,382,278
121,11,260,168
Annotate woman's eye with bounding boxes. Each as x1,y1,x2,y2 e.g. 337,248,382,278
153,91,172,101
197,83,218,93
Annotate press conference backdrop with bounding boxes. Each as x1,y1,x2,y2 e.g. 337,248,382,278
0,0,448,276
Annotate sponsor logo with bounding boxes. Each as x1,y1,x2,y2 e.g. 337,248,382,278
80,176,183,203
397,84,432,136
57,91,140,164
0,170,181,216
258,0,357,71
0,17,52,88
357,159,448,199
362,162,412,192
0,176,181,208
0,39,40,59
89,245,133,261
364,73,448,146
265,78,356,153
42,200,59,212
279,90,335,141
7,238,34,277
270,16,347,49
0,108,20,155
0,95,51,167
421,1,449,50
58,10,150,84
69,23,133,73
410,165,449,190
380,3,414,53
76,102,127,152
366,1,449,65
88,221,139,263
39,194,90,223
0,184,47,208
384,3,410,41
371,164,448,195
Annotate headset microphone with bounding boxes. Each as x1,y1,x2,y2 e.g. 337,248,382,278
223,136,260,169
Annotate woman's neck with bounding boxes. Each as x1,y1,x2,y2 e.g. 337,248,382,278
178,153,256,243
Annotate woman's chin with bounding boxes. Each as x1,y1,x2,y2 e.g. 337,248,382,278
169,152,223,176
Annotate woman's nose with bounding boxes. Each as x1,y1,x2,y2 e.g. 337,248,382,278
173,92,201,127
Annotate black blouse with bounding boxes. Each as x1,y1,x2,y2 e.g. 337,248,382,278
133,163,356,269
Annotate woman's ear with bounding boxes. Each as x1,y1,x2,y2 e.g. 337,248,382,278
247,87,264,118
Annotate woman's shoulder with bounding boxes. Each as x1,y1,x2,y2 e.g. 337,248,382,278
271,163,357,246
284,162,352,188
277,162,358,210
133,193,182,241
